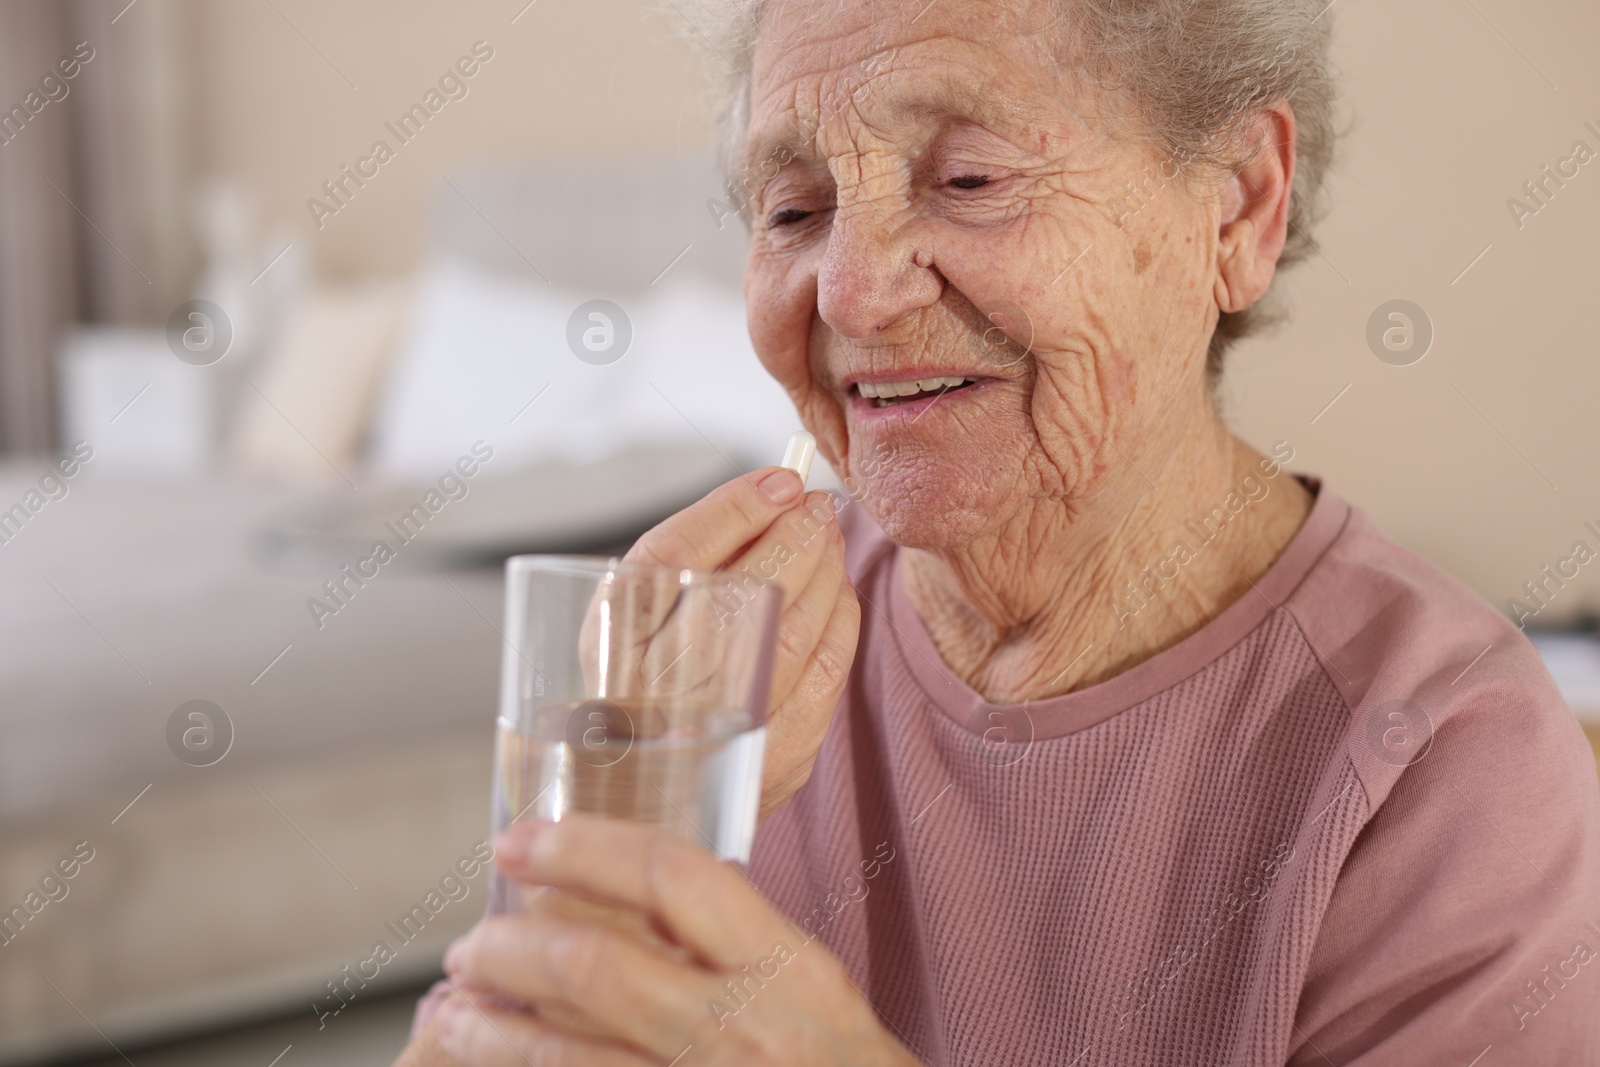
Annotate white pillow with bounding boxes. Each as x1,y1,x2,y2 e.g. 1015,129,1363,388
368,259,801,479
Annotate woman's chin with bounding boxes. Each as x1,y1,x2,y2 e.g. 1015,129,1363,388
846,467,1006,551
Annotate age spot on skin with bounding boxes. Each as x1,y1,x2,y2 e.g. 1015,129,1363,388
1133,238,1154,274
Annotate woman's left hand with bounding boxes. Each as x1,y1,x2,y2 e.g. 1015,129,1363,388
432,816,919,1066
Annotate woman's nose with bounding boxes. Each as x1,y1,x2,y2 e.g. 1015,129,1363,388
816,196,943,339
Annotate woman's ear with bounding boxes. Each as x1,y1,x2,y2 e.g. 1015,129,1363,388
1214,102,1297,315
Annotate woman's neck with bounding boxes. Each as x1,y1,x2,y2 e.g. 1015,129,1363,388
899,425,1313,704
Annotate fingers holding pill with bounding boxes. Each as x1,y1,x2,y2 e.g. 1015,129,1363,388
616,432,859,820
765,521,848,692
626,431,817,575
723,490,836,609
624,466,803,573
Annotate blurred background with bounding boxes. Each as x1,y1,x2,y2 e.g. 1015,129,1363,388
0,0,1597,1063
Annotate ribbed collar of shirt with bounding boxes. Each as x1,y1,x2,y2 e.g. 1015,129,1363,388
884,475,1352,741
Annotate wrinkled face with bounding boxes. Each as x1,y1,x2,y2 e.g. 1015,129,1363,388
742,0,1227,548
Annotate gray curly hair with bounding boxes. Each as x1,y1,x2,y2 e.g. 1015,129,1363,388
670,0,1337,382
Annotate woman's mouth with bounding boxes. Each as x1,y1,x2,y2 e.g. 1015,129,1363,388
853,376,980,409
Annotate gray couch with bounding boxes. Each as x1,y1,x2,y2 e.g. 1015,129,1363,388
0,156,755,1063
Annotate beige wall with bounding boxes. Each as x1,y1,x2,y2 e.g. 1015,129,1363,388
1223,0,1600,623
189,0,713,278
187,0,1600,619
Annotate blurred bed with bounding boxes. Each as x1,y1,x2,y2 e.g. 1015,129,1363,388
0,156,801,1063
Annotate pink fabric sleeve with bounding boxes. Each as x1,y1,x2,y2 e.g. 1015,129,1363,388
1290,669,1600,1063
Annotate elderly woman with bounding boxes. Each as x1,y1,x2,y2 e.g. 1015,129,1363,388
401,0,1600,1063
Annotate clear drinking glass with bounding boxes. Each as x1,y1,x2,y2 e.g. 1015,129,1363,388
486,555,781,966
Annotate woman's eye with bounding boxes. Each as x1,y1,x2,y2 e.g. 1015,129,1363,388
948,174,991,190
767,208,814,227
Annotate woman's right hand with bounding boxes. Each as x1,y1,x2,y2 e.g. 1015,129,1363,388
624,467,860,819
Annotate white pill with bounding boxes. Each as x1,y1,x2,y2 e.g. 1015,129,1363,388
780,431,816,486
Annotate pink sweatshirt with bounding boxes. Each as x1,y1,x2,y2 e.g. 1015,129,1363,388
749,478,1600,1065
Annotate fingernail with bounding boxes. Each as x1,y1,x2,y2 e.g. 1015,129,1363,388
494,829,528,869
758,468,802,504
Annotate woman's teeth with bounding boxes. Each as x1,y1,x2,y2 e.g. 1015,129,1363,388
856,376,975,404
